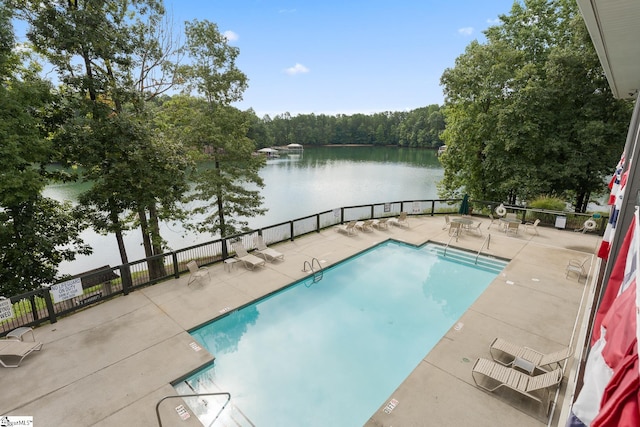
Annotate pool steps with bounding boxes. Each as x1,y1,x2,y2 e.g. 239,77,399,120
428,245,507,274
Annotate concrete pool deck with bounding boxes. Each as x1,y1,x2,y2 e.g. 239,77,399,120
1,215,600,426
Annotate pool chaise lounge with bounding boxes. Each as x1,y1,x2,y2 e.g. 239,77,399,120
388,212,409,228
472,358,563,416
336,220,357,236
489,337,572,371
231,242,266,270
0,339,43,368
253,235,284,262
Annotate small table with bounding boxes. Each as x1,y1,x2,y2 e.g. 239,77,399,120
223,258,238,272
512,356,536,375
451,217,474,226
6,326,35,342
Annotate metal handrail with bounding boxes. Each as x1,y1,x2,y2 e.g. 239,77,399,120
156,392,232,427
475,234,491,264
443,234,456,257
303,258,323,284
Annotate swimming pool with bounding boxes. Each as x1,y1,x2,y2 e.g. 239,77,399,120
175,241,507,426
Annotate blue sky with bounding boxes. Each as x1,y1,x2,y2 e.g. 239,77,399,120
167,0,516,117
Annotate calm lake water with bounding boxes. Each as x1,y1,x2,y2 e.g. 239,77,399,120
44,146,443,274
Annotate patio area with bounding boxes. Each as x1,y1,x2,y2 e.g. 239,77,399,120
0,214,600,426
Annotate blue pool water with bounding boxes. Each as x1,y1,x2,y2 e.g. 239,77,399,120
175,241,506,426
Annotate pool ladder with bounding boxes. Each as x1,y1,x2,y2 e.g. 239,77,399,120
475,234,491,264
302,257,323,286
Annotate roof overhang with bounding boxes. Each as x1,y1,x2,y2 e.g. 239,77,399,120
577,0,640,99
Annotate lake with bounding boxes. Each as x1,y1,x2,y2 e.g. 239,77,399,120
44,146,444,274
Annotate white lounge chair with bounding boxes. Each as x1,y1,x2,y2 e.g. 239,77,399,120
186,260,210,286
489,337,572,371
0,339,43,368
371,218,389,230
388,212,409,228
337,221,357,236
472,358,563,416
231,241,266,270
253,235,284,262
355,219,374,232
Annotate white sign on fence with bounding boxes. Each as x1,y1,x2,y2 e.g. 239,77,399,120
0,297,14,320
50,278,83,303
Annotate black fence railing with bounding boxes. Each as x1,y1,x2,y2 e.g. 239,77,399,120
0,198,606,336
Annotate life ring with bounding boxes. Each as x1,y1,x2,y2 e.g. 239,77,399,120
584,219,597,230
495,205,506,216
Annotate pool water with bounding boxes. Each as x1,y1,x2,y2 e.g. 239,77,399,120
175,241,506,426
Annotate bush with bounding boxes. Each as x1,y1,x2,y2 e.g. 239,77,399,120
528,196,566,211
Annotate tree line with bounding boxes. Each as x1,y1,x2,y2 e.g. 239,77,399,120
245,105,445,149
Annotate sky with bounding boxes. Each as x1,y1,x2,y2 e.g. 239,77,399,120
165,0,517,117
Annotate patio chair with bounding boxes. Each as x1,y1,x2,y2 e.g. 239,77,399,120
524,218,541,235
186,260,210,286
0,339,43,368
231,241,266,270
448,221,462,240
505,221,520,236
505,212,517,220
355,219,374,232
336,220,358,236
442,214,451,230
253,235,284,262
472,358,563,416
489,337,572,372
371,218,389,230
470,221,483,236
566,256,589,280
487,214,497,230
388,212,409,228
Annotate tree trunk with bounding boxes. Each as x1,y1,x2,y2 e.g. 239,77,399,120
148,203,166,278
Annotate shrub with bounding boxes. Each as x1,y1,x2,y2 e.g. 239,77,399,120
528,196,566,211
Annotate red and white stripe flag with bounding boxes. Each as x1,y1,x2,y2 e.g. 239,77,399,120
567,208,640,427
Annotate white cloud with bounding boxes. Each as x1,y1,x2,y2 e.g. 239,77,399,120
458,27,474,36
223,30,239,41
284,63,310,75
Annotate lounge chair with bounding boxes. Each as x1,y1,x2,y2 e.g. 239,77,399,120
388,212,409,228
355,219,374,232
371,218,389,230
336,220,357,236
524,218,541,235
472,358,563,416
253,235,284,262
0,339,43,368
566,256,589,280
186,260,210,286
231,241,266,270
489,337,572,371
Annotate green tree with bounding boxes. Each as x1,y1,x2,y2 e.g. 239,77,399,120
179,20,266,243
14,0,191,281
439,0,632,210
0,4,89,295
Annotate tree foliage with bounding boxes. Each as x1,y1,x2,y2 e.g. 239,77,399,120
438,0,633,211
0,3,89,295
245,106,445,149
170,20,265,240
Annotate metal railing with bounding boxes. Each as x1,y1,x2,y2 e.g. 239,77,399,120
0,198,606,336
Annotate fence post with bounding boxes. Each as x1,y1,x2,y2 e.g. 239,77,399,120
42,289,57,324
172,252,180,279
431,201,435,216
290,221,295,241
316,215,320,233
370,205,374,218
